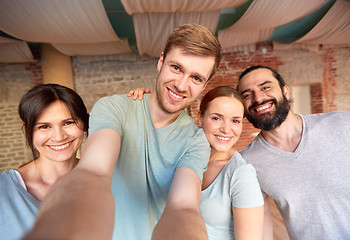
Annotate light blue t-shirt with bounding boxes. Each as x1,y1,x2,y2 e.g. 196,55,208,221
0,170,40,240
200,151,263,240
89,94,210,240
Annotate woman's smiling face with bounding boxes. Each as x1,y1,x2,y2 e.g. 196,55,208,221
200,96,244,152
32,100,84,163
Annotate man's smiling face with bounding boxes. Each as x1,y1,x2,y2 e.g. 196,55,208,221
154,47,215,115
238,68,291,131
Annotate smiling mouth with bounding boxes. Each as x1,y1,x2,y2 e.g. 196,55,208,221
168,88,185,99
255,103,272,112
216,135,231,141
48,141,73,151
249,99,275,114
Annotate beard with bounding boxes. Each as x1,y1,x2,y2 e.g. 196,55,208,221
246,94,290,131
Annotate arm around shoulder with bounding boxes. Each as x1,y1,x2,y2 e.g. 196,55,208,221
152,167,208,240
24,129,121,240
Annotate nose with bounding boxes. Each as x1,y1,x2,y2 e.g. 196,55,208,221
220,121,231,134
253,91,265,103
174,75,189,92
51,127,67,142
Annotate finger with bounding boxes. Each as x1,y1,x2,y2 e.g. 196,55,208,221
127,90,134,97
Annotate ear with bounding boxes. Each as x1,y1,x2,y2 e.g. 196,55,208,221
157,52,164,72
198,116,203,127
283,85,290,99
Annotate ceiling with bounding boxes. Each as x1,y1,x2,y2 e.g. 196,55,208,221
0,0,349,63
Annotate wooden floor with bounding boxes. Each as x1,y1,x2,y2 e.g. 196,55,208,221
268,197,290,240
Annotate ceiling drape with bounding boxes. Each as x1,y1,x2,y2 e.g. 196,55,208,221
0,0,349,62
0,0,131,56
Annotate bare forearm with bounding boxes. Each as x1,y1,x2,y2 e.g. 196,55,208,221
152,207,208,240
24,168,115,240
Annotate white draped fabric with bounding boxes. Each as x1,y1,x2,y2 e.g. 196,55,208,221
0,36,34,63
0,0,130,55
121,0,246,56
120,0,247,14
225,0,328,30
218,0,329,50
295,0,350,45
52,41,131,56
0,0,349,62
133,11,221,57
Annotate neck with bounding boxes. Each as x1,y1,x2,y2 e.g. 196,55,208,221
261,111,303,152
17,156,78,201
148,93,182,129
209,147,235,163
34,157,78,184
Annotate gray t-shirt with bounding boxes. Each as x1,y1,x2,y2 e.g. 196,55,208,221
89,94,210,240
200,151,263,240
241,111,350,240
0,170,40,240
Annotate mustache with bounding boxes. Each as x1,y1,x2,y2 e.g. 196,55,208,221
248,98,277,112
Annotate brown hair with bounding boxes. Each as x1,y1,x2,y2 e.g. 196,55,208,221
200,86,244,117
18,84,89,159
163,23,221,80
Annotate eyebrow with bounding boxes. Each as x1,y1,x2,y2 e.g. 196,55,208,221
35,118,75,125
240,80,273,94
209,113,243,119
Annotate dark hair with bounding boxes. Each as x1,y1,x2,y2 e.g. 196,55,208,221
238,65,286,90
200,86,243,117
163,23,221,80
18,84,89,159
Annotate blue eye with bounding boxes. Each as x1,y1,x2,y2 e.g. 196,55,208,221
172,65,180,71
193,76,203,83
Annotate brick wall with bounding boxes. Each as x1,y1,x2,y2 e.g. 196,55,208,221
0,62,43,171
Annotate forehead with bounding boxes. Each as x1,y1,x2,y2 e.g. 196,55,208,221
37,100,71,121
205,96,244,115
238,68,278,91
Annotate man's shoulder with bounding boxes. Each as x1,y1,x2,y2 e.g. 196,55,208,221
302,111,349,121
177,111,205,136
96,94,130,105
301,111,350,129
240,135,265,160
93,94,143,113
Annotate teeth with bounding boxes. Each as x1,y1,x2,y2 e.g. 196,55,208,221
256,104,270,111
217,136,230,141
50,142,70,150
169,89,183,99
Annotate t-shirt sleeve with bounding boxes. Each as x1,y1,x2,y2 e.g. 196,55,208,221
230,164,264,208
88,94,128,137
176,129,210,181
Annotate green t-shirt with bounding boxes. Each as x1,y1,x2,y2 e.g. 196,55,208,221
89,94,210,240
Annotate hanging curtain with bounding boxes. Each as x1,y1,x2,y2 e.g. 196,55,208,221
0,0,131,56
120,0,247,13
218,0,329,50
0,36,34,63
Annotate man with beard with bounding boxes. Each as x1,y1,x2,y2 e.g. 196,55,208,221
237,65,350,240
24,24,221,240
